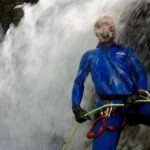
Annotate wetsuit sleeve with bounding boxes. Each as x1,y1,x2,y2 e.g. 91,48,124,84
128,48,147,90
72,51,90,107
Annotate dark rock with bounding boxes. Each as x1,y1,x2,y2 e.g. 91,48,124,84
122,0,150,73
118,1,150,150
0,0,39,33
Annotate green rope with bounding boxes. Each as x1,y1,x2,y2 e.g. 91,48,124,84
61,99,150,150
61,122,80,150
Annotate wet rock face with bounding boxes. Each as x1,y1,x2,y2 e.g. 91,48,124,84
118,1,150,150
123,0,150,73
0,0,38,33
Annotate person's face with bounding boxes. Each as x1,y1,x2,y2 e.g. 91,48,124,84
100,22,115,37
95,22,115,42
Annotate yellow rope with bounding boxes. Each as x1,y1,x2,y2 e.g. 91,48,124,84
61,122,80,150
61,99,150,150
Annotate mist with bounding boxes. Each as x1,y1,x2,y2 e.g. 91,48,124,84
0,0,149,149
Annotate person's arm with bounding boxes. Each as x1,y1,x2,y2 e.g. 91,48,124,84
71,51,91,123
72,51,90,107
127,48,147,91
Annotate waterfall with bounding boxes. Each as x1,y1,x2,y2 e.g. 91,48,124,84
0,0,149,149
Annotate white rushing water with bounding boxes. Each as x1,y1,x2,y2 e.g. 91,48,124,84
0,0,149,150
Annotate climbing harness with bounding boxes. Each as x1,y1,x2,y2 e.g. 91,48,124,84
86,91,150,139
86,115,127,139
61,103,124,150
61,98,150,150
86,107,127,139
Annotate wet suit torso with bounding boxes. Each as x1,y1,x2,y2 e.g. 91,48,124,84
72,42,147,107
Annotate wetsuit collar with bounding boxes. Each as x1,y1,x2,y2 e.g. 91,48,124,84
96,41,116,51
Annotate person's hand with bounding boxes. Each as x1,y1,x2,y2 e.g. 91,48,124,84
126,92,138,105
126,90,150,106
72,106,91,123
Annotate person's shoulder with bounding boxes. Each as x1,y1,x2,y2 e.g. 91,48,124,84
113,42,134,52
123,45,135,54
82,48,98,57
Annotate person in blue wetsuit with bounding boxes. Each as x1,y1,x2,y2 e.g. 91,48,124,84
71,15,150,150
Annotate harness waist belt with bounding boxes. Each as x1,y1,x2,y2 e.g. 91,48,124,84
99,94,128,100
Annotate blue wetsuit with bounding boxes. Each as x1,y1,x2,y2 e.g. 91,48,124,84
72,42,150,150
